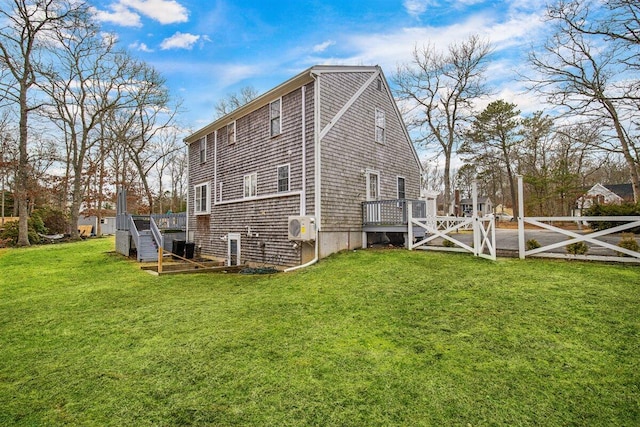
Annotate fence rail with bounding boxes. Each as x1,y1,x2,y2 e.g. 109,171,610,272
517,176,640,262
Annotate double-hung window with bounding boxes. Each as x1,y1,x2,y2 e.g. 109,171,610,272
397,176,406,200
227,122,236,144
199,137,206,163
277,164,290,193
243,173,257,198
194,182,210,215
375,108,385,144
270,99,281,137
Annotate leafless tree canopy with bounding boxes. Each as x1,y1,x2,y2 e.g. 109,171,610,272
528,0,640,202
213,86,259,119
0,0,186,242
394,35,493,214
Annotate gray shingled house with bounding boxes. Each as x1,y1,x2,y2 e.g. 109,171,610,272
183,65,423,268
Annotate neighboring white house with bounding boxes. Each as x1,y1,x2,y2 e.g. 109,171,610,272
459,197,492,217
573,183,634,216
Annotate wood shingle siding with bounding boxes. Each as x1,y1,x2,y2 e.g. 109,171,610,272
318,70,421,230
185,66,422,267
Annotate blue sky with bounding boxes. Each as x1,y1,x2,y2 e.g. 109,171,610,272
89,0,551,133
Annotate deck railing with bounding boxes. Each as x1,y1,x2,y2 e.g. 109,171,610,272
149,216,164,251
151,212,187,230
127,215,140,249
117,212,186,232
362,199,426,226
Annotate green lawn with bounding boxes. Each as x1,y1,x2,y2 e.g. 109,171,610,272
0,238,638,426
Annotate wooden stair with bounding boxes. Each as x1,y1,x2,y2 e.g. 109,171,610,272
130,219,158,262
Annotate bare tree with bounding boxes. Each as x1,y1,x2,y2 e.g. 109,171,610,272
213,86,259,119
528,0,640,201
394,35,492,214
40,14,139,239
152,129,185,213
118,63,180,213
167,148,187,212
0,0,81,245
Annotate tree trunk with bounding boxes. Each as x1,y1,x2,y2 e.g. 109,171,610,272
443,153,452,215
16,84,30,247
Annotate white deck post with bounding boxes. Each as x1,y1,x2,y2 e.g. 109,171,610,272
518,175,525,259
472,180,480,256
407,200,413,250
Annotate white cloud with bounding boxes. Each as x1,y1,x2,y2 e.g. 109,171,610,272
121,0,188,24
403,0,431,17
332,10,545,73
129,41,154,52
312,40,335,53
91,3,142,27
160,32,200,50
93,0,188,26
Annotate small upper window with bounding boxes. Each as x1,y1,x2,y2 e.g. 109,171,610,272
397,177,406,200
243,173,257,198
199,137,206,163
227,122,236,145
270,99,281,137
375,108,385,144
376,78,383,91
277,164,290,193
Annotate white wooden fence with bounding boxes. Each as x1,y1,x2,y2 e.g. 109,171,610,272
517,176,640,263
408,182,497,261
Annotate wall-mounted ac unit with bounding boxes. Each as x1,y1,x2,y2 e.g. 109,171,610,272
288,216,316,241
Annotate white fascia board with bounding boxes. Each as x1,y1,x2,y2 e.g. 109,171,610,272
184,65,384,145
377,67,424,174
184,67,315,144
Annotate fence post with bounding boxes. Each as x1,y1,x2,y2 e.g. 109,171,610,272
518,175,525,259
472,180,480,257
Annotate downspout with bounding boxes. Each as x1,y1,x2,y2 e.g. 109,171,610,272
300,85,307,216
185,141,190,243
285,74,320,272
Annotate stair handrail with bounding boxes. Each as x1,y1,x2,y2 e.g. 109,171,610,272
149,216,164,252
127,214,141,251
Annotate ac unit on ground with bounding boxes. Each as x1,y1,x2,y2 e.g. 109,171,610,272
288,216,316,241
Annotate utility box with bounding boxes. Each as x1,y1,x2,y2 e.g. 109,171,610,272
287,216,316,241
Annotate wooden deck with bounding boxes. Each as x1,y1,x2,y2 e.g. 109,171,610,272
362,199,427,233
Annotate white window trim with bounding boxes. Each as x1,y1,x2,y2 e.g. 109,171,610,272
227,121,236,145
270,98,282,137
277,163,290,193
227,233,241,266
243,172,257,199
365,169,381,201
199,137,207,164
375,108,385,144
194,182,210,215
